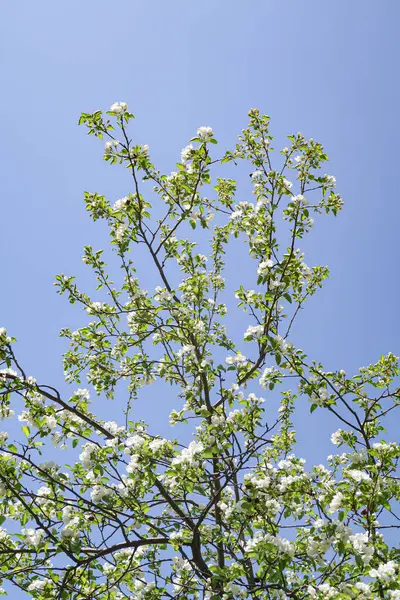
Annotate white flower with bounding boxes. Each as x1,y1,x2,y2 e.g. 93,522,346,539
149,438,168,452
28,579,49,592
307,586,317,598
23,528,44,546
370,560,397,581
328,492,343,513
126,454,141,473
293,194,307,205
79,443,97,469
175,345,195,360
211,414,226,427
197,126,213,140
193,320,206,333
172,440,204,467
113,196,129,211
244,532,295,557
0,328,6,336
62,506,74,524
44,415,57,430
61,528,76,540
224,582,247,599
330,429,343,445
104,140,119,153
225,353,247,366
244,324,264,340
349,533,373,563
76,388,90,400
257,259,274,276
275,334,288,350
317,583,335,598
325,174,336,184
181,144,194,163
259,366,279,389
314,518,325,529
169,530,184,542
125,434,145,450
154,286,173,304
269,279,282,290
115,224,128,242
86,301,106,314
282,178,292,189
346,469,372,483
110,101,128,113
91,485,113,503
349,449,367,465
36,486,52,505
40,460,58,472
167,171,179,183
310,387,329,406
104,421,122,435
354,582,370,595
173,556,192,571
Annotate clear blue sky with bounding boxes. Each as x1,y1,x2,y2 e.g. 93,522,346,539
1,1,399,596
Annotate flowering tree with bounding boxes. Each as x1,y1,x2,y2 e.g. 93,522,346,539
0,102,399,600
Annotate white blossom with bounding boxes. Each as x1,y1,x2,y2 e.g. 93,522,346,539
125,434,145,450
349,532,374,564
79,443,97,469
181,144,194,163
197,126,213,140
61,528,76,541
113,196,129,211
325,174,336,183
115,224,128,242
225,353,247,366
328,492,343,513
330,429,343,445
28,579,50,592
244,324,264,340
110,101,128,113
172,441,204,467
104,140,119,154
369,560,397,581
257,259,274,276
282,178,292,189
91,485,113,503
23,528,44,546
44,415,57,430
346,469,372,483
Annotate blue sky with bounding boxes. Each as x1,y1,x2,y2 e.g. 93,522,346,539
1,1,399,596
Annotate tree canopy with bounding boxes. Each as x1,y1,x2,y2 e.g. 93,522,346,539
0,103,399,599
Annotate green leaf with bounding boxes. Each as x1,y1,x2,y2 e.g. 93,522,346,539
21,426,30,438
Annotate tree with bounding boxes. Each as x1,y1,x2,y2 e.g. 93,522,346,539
0,102,399,600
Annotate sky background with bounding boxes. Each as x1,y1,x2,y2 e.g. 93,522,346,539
1,1,400,597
